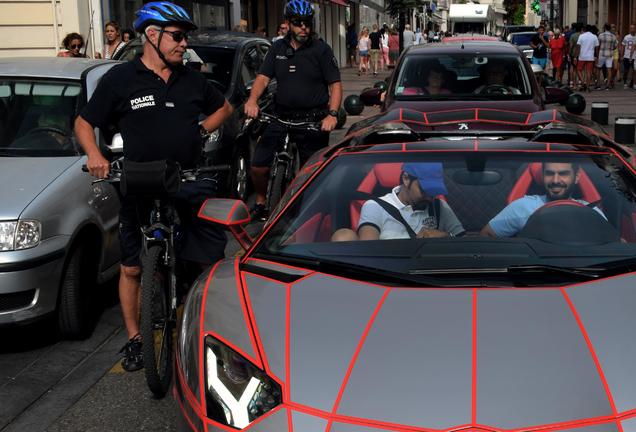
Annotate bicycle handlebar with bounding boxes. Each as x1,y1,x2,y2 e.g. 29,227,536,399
82,159,231,184
257,112,322,132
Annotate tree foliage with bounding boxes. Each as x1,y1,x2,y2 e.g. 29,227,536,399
512,3,526,24
385,0,426,17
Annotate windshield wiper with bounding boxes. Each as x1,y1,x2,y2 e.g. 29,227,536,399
411,265,602,281
252,253,459,287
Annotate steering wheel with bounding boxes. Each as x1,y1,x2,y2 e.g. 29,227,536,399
24,126,73,150
517,200,620,245
475,84,516,95
27,126,68,137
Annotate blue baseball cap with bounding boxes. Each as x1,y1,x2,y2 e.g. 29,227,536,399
403,162,448,196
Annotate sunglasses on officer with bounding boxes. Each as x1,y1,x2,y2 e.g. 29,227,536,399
162,29,189,43
290,18,312,28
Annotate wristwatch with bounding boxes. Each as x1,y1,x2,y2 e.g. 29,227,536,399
328,109,339,117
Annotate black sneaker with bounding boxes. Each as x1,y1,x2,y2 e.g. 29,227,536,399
118,334,143,372
250,203,268,222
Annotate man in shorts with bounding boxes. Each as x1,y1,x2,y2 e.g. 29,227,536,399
596,23,617,89
575,25,599,91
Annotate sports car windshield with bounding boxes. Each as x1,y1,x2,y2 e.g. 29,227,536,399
0,80,80,157
394,54,532,100
253,150,636,286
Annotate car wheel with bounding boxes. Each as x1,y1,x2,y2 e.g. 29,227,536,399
230,146,250,201
57,243,95,339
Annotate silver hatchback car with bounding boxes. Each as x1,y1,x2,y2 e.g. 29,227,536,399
0,58,121,338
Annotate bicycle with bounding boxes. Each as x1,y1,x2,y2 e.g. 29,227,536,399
256,112,322,213
84,158,228,398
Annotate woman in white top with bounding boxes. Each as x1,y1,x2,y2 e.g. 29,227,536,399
357,27,370,76
381,27,390,70
96,21,125,59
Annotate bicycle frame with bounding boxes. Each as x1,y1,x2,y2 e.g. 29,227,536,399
141,198,179,314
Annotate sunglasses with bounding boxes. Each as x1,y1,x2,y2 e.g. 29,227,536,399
70,43,83,49
290,18,312,28
162,29,189,43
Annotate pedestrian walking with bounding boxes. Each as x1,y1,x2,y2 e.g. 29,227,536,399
380,26,390,70
575,24,599,92
567,23,581,87
620,24,636,89
346,23,358,67
369,24,381,76
531,25,549,69
358,27,370,75
388,27,399,68
550,28,566,84
402,24,416,50
596,23,617,89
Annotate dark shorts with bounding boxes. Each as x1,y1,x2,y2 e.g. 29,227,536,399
119,177,227,267
252,120,330,169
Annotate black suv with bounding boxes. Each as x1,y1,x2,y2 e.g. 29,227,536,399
113,32,275,200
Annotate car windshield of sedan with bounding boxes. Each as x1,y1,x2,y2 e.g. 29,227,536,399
394,54,532,99
511,33,535,46
253,150,636,286
186,46,235,92
0,80,80,156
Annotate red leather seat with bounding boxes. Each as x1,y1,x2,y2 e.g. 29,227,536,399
507,162,601,204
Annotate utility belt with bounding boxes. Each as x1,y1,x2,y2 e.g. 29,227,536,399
275,105,329,122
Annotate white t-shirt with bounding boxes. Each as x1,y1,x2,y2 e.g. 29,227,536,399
403,30,416,48
358,186,465,239
381,33,389,49
577,31,599,61
622,34,636,59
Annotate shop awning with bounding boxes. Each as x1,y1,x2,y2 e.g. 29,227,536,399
330,0,347,5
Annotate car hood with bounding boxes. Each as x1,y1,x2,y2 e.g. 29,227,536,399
0,157,79,219
202,259,636,431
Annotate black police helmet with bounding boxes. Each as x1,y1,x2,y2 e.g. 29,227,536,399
565,93,586,114
344,94,364,115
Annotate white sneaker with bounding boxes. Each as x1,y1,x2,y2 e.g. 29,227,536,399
625,84,629,89
633,85,636,90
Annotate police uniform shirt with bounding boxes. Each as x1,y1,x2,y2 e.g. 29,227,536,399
81,56,225,168
259,35,341,110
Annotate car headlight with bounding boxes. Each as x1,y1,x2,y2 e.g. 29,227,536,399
205,336,281,429
0,220,41,251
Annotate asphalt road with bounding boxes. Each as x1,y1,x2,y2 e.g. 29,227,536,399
2,67,635,432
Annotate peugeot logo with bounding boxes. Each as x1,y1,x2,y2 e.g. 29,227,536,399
458,123,469,130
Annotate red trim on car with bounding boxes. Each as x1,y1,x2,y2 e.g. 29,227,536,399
560,288,624,432
285,283,292,403
325,289,390,432
472,288,478,425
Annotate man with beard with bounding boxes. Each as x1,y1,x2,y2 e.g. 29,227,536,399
480,162,605,237
244,0,342,221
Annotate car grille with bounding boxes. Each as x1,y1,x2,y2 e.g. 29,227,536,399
0,290,36,312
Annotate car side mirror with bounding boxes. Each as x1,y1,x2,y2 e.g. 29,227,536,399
544,86,569,105
360,87,383,106
108,133,124,153
198,198,253,250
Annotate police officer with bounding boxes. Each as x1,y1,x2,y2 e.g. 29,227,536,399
74,1,233,371
244,0,343,221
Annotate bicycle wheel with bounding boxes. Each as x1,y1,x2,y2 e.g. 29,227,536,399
140,243,174,398
266,161,287,212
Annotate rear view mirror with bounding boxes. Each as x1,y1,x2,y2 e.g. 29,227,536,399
544,87,569,105
199,198,253,250
360,88,383,106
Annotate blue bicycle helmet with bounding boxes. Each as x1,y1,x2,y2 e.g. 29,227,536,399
284,0,315,19
133,1,197,32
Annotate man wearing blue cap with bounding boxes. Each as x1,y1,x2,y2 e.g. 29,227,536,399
358,162,465,240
